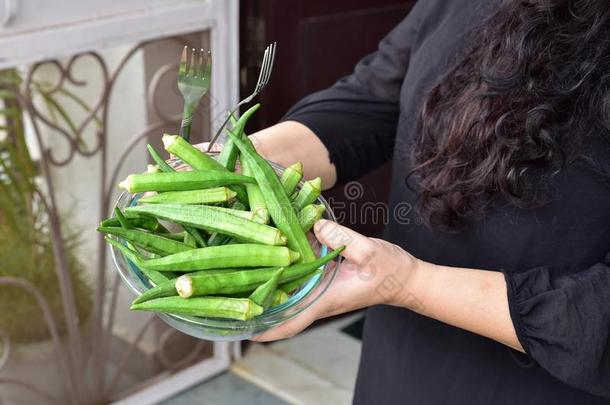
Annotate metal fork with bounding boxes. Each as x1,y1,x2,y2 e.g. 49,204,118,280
207,42,276,151
178,46,212,142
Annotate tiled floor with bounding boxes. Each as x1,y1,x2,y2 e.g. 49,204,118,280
160,372,289,405
232,314,362,405
162,314,363,405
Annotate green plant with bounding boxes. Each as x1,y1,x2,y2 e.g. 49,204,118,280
0,69,91,344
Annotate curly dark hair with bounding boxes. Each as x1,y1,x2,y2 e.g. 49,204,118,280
411,0,610,231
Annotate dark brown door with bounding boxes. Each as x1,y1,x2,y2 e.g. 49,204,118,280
240,0,415,236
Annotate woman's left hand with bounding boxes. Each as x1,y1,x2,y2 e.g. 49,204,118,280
252,219,422,342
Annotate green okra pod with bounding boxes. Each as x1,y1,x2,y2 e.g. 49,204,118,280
131,296,263,321
292,177,322,211
97,226,193,256
216,138,239,172
138,187,236,205
249,267,284,310
207,232,232,247
280,162,303,196
164,231,187,241
163,134,249,204
132,279,178,304
184,227,208,248
136,246,343,303
114,207,131,229
129,243,300,272
216,110,255,171
146,143,174,173
105,237,169,286
142,148,209,247
163,134,225,171
101,211,162,233
183,231,197,247
127,204,287,246
298,204,326,233
241,156,270,224
279,268,323,294
271,289,290,306
207,201,247,246
227,106,316,263
118,171,255,193
203,205,258,221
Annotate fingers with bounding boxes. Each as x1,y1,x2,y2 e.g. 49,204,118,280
313,219,376,265
251,301,323,342
251,313,316,342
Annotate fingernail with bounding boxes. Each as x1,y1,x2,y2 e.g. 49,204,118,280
313,219,328,233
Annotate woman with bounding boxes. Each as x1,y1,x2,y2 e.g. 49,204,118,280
216,0,610,403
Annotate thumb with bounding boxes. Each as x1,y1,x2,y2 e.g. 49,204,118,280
313,219,376,265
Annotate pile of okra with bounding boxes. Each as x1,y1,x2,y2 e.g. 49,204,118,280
99,105,344,322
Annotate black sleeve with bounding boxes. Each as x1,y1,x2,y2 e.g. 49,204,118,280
282,2,428,184
504,253,610,398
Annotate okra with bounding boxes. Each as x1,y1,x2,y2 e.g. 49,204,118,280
118,171,255,193
207,232,232,247
203,205,258,221
131,296,263,321
130,244,300,272
183,226,208,248
231,201,248,211
163,134,226,172
183,231,197,247
162,134,249,204
216,139,239,172
207,201,247,246
127,204,287,246
139,246,343,302
292,177,322,211
114,207,131,229
147,143,174,173
228,111,316,262
216,109,257,171
205,205,269,225
97,226,193,256
271,289,290,306
138,187,236,205
279,268,323,294
298,204,326,232
280,162,303,195
105,237,169,286
100,211,161,232
132,278,178,304
143,147,209,247
164,231,187,241
249,267,284,310
241,156,270,224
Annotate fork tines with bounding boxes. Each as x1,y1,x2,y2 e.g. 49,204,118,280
180,46,211,78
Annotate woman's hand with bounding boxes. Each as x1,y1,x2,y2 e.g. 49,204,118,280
253,219,523,351
252,219,421,341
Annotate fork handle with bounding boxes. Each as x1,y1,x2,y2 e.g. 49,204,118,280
207,107,240,152
180,115,193,142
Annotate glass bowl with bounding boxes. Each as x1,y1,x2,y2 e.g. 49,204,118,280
109,156,342,341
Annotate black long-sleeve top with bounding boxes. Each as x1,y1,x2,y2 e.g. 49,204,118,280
283,1,610,404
